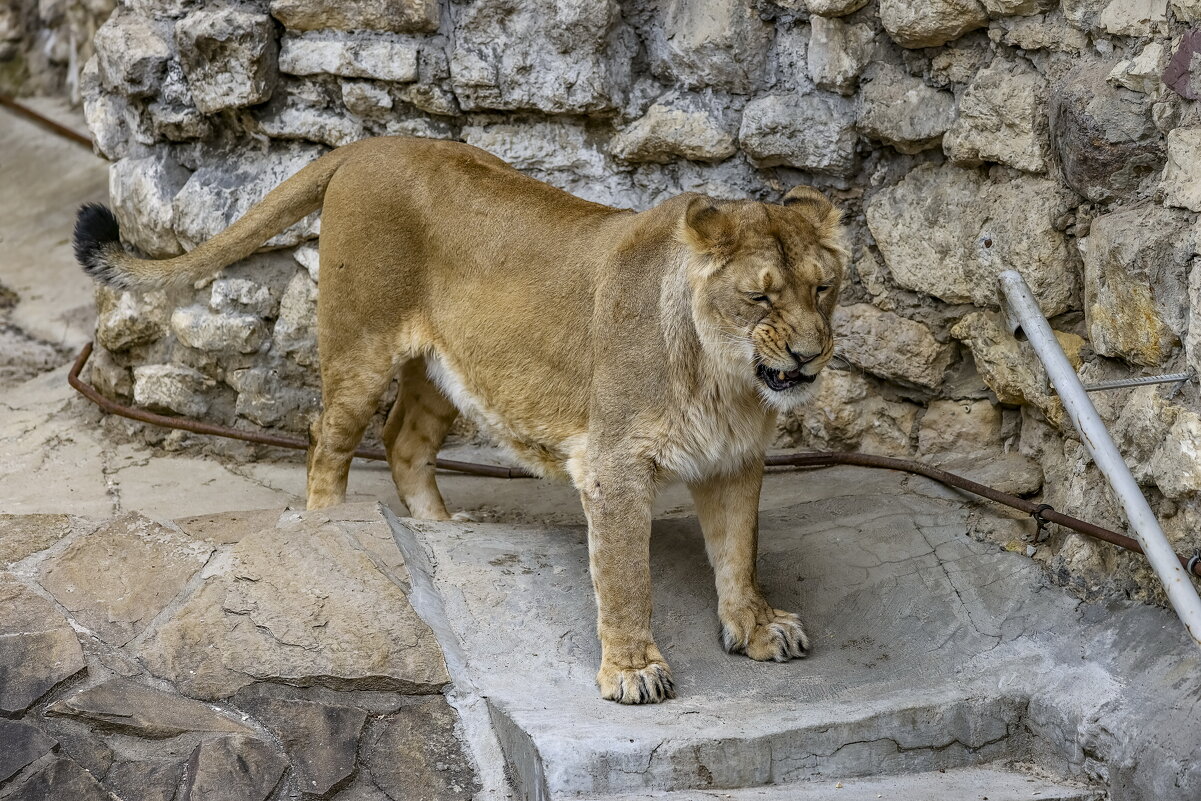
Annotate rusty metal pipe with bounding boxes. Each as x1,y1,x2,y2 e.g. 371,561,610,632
68,342,1201,578
0,93,94,149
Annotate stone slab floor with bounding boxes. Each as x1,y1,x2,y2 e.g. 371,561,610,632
2,104,1200,801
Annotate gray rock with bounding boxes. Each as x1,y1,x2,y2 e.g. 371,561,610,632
81,57,136,161
137,510,449,700
180,735,288,801
917,399,1002,456
109,153,190,258
365,696,481,801
228,366,319,428
856,65,955,154
879,0,989,48
341,80,394,119
987,10,1088,54
103,760,186,801
1098,0,1168,36
784,369,920,454
609,98,736,164
833,303,954,388
943,58,1050,173
739,93,857,175
147,60,213,141
92,9,171,97
4,757,110,801
38,512,214,647
450,0,627,113
1109,42,1166,94
95,287,169,353
175,8,278,114
1048,61,1164,204
807,15,876,95
865,163,1078,316
280,31,419,83
292,243,320,282
269,0,439,34
979,0,1057,13
0,719,57,783
1160,127,1201,212
650,0,772,93
1080,206,1191,366
1174,0,1201,21
1149,411,1201,500
171,305,268,354
237,695,367,795
132,363,216,418
256,99,366,148
210,278,275,318
0,514,74,566
0,577,86,714
805,0,871,15
172,143,325,251
273,270,319,367
47,679,255,738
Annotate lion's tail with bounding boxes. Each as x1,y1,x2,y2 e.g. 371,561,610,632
74,147,351,291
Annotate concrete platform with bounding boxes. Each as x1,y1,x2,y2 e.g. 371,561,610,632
387,468,1201,801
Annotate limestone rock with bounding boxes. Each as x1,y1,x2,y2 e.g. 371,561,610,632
269,0,439,34
879,0,989,48
451,0,626,113
1080,206,1191,366
609,99,736,164
856,65,955,154
807,15,876,95
293,243,320,282
4,757,110,801
739,93,857,175
137,513,448,700
805,0,870,16
1109,42,1165,94
651,0,772,93
180,735,287,801
1061,0,1109,32
989,10,1089,53
0,514,73,565
0,577,86,714
865,163,1078,316
979,0,1056,13
929,40,993,86
918,399,1002,456
228,367,320,428
38,513,213,646
1149,412,1201,499
273,270,318,367
133,363,216,418
148,61,212,142
48,679,254,738
1173,0,1201,21
365,696,481,801
1098,0,1168,36
171,305,267,354
104,760,186,801
237,695,367,795
1113,385,1181,483
175,8,278,114
943,58,1049,173
280,31,418,83
1188,243,1201,381
210,278,275,318
341,80,393,119
92,9,170,97
82,58,136,161
832,303,953,388
950,311,1083,428
172,143,325,250
0,719,57,783
95,287,169,353
1161,127,1201,212
256,100,365,148
109,153,189,258
782,370,918,455
1048,61,1164,204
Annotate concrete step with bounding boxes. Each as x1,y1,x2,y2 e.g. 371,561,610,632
585,764,1103,801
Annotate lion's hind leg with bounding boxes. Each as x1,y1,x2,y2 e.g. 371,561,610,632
381,357,463,521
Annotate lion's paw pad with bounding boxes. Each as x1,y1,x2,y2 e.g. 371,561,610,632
597,661,675,705
723,610,811,662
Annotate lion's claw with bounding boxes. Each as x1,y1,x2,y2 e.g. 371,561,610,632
721,607,811,662
597,660,675,704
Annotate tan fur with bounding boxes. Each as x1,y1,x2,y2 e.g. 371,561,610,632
91,137,849,704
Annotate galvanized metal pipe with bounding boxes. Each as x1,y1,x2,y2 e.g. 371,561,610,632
998,270,1201,648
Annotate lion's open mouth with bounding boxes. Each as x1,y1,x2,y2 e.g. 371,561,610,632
756,364,816,391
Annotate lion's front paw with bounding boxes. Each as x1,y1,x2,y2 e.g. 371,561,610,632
597,659,676,704
721,605,811,662
450,510,479,522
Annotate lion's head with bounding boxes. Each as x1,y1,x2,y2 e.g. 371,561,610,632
679,186,849,410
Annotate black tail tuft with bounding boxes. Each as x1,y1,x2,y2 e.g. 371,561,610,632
73,203,124,286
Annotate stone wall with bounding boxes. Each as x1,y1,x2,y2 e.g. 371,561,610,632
82,0,1201,604
0,0,114,100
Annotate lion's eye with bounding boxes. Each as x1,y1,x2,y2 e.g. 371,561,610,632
748,293,770,304
816,285,832,294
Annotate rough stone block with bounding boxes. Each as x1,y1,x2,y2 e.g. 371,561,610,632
807,15,876,95
147,61,213,142
364,696,482,801
175,8,278,114
739,93,857,175
865,163,1078,316
132,363,216,417
210,278,275,318
1109,42,1165,94
269,0,439,34
0,576,86,714
943,58,1050,173
918,399,1003,456
1173,0,1201,21
47,679,254,738
273,270,318,366
785,369,919,455
171,305,267,354
279,31,418,83
856,65,955,154
609,97,735,164
980,0,1057,13
109,153,189,258
38,513,213,647
95,287,169,353
989,10,1089,53
1160,127,1201,212
833,303,954,388
879,0,989,48
0,719,57,783
650,0,772,93
92,9,170,97
1098,0,1167,36
181,735,287,801
805,0,870,15
3,758,111,801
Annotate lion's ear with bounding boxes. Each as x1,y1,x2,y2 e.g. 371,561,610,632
680,196,738,257
783,186,841,233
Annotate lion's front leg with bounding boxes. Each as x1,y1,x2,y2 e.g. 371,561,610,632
690,461,811,662
579,467,675,704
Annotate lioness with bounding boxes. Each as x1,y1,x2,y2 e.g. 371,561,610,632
75,136,847,704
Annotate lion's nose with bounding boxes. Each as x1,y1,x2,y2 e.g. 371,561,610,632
787,346,820,367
